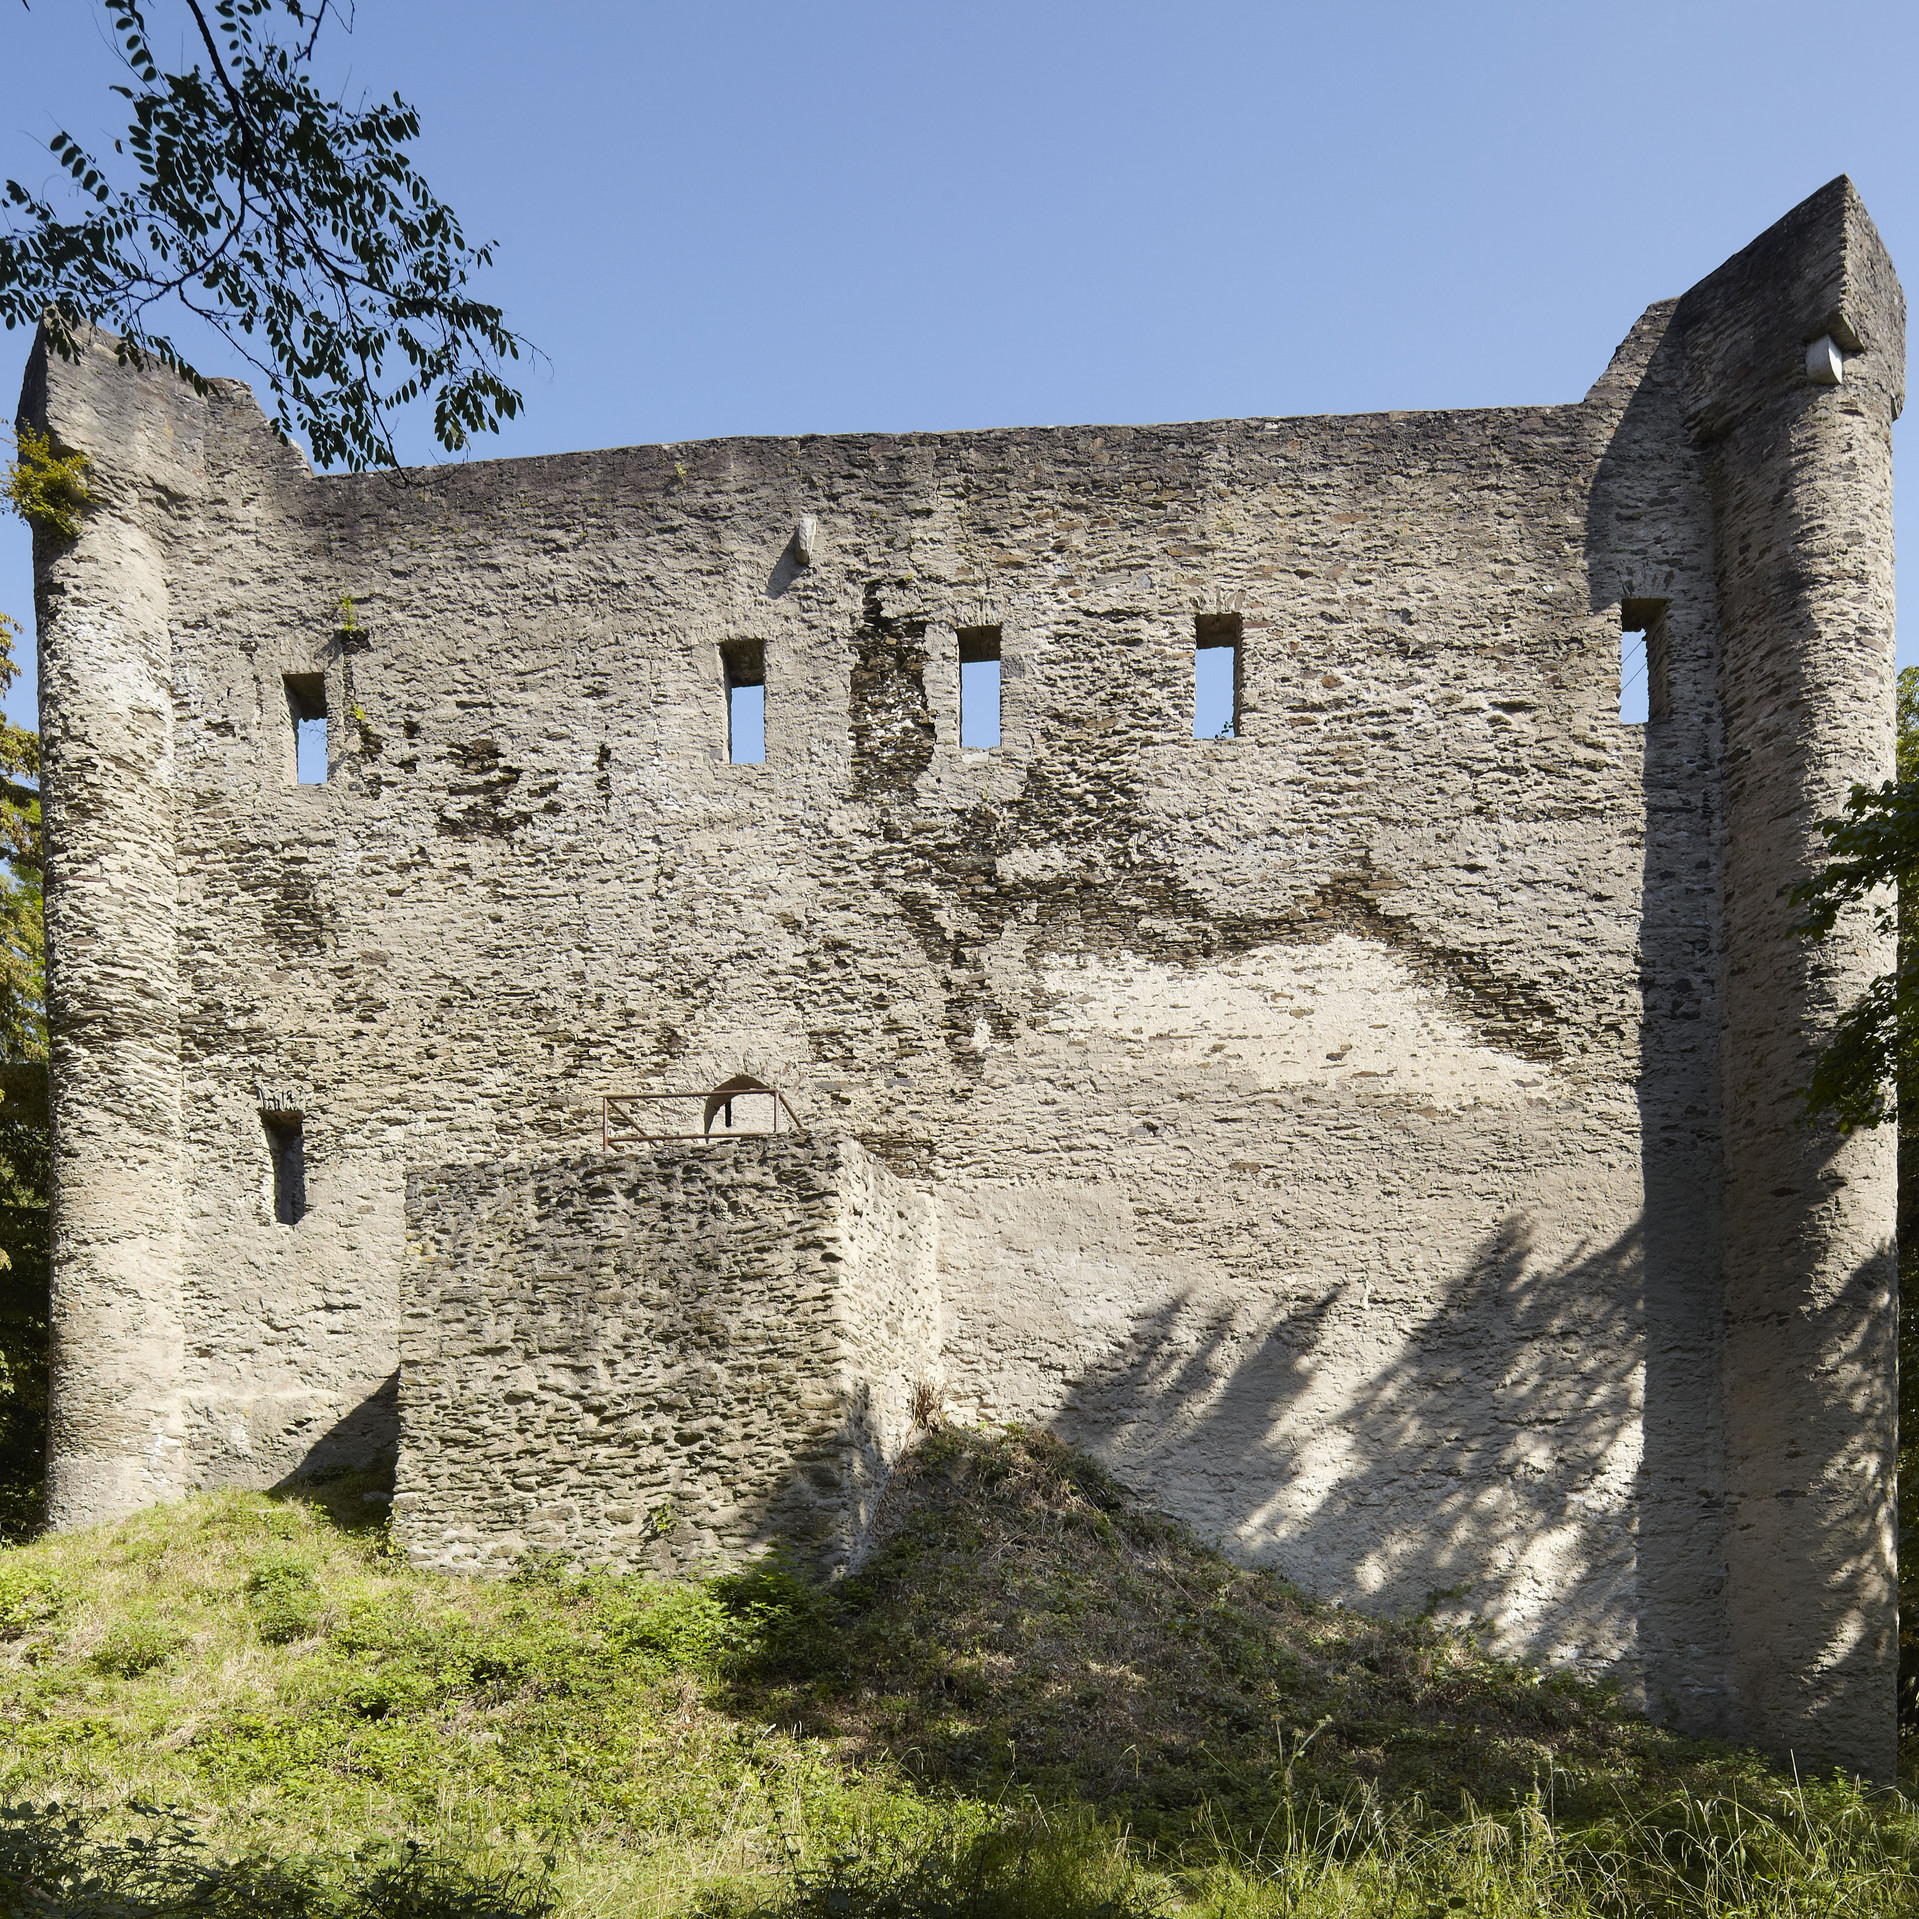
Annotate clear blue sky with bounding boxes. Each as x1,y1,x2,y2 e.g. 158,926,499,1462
5,0,1919,729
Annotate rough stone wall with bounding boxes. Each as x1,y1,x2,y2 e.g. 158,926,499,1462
395,1136,936,1574
17,176,1900,1773
1681,189,1903,1776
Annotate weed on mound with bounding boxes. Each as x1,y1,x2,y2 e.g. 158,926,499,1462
0,1432,1913,1918
718,1425,1757,1831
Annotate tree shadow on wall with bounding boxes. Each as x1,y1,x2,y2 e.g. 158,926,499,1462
1667,1239,1902,1769
1053,1214,1653,1684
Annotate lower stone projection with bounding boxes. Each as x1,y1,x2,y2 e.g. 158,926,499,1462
397,1137,936,1576
19,177,1905,1774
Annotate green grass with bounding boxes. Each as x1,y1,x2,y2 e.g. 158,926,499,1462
0,1429,1913,1918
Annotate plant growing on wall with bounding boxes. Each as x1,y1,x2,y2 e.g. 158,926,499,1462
3,429,93,541
0,1,533,472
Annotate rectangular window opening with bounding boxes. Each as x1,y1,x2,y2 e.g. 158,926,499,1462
263,1112,306,1225
285,673,328,784
958,625,1002,749
722,639,766,764
1194,613,1241,740
1620,598,1672,725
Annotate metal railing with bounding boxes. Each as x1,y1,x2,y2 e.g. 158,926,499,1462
602,1084,804,1149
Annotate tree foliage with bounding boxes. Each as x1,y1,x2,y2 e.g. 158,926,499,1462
1,0,530,472
0,610,42,1066
0,507,48,1545
1789,667,1919,1133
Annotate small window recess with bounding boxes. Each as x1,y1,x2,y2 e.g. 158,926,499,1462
1194,613,1241,739
1619,599,1671,725
722,639,766,764
958,626,1002,748
285,673,328,783
701,1073,777,1137
262,1111,307,1225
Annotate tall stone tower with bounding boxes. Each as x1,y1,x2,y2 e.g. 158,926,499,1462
17,341,207,1525
1682,181,1903,1777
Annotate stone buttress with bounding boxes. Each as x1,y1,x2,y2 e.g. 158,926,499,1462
1683,181,1904,1778
396,1136,938,1577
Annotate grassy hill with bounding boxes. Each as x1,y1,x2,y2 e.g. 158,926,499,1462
0,1426,1913,1917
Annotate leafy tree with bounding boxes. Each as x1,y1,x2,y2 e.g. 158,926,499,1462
1,0,531,472
0,1048,46,1543
0,609,40,1065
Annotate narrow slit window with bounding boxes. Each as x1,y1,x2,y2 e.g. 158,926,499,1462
722,639,766,764
958,625,1002,748
285,673,328,783
1620,598,1671,724
1194,613,1241,739
262,1112,306,1225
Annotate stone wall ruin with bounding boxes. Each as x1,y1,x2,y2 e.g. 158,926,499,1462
17,176,1904,1776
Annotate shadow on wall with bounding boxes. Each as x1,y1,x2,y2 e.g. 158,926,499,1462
1054,1216,1648,1683
393,1372,898,1583
1582,293,1735,1729
636,1375,899,1581
1776,1282,1903,1751
273,1371,400,1494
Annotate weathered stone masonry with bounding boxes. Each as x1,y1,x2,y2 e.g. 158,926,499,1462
400,1137,936,1576
17,177,1902,1775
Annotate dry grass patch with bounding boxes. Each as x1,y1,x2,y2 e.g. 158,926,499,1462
720,1426,1791,1837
